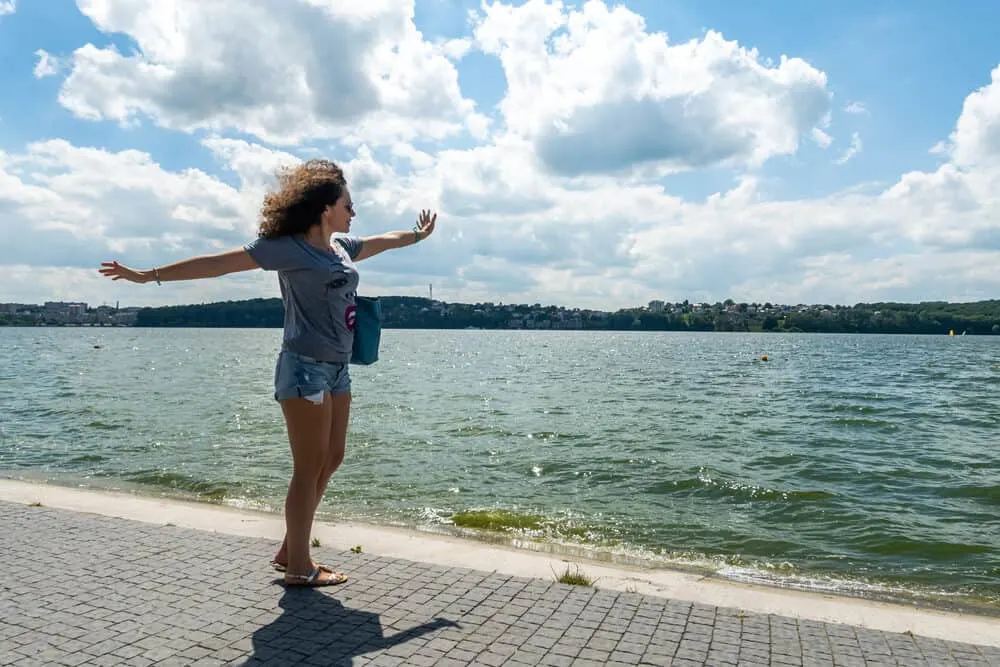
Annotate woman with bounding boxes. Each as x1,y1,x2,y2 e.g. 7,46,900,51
99,159,437,587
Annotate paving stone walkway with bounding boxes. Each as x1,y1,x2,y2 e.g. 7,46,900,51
1,501,998,667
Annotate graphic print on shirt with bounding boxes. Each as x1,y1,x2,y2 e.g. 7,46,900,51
327,276,348,289
345,304,357,332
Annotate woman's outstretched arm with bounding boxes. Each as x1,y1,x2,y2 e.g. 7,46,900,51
98,248,260,284
354,209,437,262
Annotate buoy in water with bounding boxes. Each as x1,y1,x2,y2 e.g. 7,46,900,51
760,354,769,361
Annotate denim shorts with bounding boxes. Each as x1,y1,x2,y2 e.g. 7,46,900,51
273,350,351,403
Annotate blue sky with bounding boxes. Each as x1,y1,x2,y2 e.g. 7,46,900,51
1,0,999,309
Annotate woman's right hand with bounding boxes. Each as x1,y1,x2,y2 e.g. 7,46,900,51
98,261,151,284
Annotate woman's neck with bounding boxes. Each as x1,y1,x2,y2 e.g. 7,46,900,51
302,226,332,251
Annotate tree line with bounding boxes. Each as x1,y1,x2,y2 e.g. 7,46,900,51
122,297,1000,335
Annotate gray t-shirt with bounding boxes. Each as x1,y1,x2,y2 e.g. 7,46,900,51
244,235,363,362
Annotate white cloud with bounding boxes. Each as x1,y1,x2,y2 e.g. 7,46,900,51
33,50,60,78
438,37,474,61
844,101,867,114
473,0,832,176
3,1,1000,309
835,132,862,165
52,0,482,146
201,138,301,193
0,0,14,19
812,128,833,149
5,62,1000,309
0,139,249,264
946,64,1000,167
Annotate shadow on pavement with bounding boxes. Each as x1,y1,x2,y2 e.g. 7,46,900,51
242,583,461,666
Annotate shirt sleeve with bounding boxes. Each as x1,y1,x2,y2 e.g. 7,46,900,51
335,236,364,260
244,236,305,271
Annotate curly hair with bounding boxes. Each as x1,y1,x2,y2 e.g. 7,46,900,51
257,159,347,239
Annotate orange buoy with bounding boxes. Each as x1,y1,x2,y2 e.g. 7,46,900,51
760,354,768,361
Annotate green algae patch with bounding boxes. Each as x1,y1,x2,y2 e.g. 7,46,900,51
450,509,611,546
452,509,546,532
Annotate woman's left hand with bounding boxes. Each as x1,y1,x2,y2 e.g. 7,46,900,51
416,209,437,240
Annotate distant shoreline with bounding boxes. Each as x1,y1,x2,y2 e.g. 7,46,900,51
5,296,999,335
0,324,996,336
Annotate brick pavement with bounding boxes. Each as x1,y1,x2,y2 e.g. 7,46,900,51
2,500,998,667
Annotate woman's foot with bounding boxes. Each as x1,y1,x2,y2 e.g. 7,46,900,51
270,558,335,573
284,566,348,587
271,542,335,573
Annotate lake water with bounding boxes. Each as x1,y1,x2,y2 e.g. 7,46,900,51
1,327,998,611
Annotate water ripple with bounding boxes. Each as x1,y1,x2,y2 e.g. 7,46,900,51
1,327,998,608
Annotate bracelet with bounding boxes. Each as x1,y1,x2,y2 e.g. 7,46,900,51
153,268,162,285
413,229,421,244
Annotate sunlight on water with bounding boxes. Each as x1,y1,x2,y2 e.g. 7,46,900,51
1,327,998,610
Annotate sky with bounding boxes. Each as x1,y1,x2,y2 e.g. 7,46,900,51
1,0,999,310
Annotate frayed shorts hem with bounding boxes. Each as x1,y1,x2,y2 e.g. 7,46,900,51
273,350,351,403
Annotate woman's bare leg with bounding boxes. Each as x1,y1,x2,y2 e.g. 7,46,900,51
273,392,350,567
279,394,334,579
319,391,350,497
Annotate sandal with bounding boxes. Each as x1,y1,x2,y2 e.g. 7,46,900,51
271,559,334,574
284,566,348,587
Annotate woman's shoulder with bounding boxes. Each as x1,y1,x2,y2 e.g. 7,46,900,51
246,234,299,249
334,236,363,261
244,235,309,271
